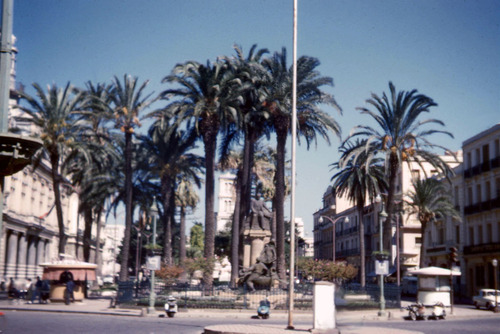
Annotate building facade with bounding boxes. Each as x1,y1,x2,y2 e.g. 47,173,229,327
461,123,500,297
314,153,461,283
0,36,106,285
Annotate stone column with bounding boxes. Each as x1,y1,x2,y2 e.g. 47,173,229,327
5,231,18,278
242,229,272,268
17,233,27,278
27,236,38,278
36,239,45,277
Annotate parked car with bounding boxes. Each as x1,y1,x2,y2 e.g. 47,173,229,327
103,275,115,285
473,289,500,310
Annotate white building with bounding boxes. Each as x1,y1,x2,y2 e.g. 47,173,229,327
101,224,124,277
216,172,236,232
461,123,500,297
313,152,461,281
0,36,104,284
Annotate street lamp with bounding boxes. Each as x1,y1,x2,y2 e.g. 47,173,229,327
147,202,158,314
319,215,349,262
375,194,388,317
493,259,499,313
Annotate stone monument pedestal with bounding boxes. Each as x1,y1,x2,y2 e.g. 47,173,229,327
242,229,272,268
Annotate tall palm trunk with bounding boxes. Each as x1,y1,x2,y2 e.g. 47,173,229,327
161,176,173,265
238,131,255,230
274,126,287,281
202,127,217,289
83,206,93,262
50,152,66,255
384,152,399,251
120,131,133,281
179,205,187,270
95,208,103,276
357,203,366,287
419,218,430,268
230,169,242,287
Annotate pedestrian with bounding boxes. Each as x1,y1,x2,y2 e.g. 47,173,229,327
7,278,17,299
41,279,50,304
22,278,32,300
65,279,75,305
30,276,43,304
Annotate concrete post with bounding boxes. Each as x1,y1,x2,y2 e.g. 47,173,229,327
313,281,337,333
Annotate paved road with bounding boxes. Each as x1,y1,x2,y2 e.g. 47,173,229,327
0,311,311,334
1,310,500,334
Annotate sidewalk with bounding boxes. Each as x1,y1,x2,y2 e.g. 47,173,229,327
0,298,499,334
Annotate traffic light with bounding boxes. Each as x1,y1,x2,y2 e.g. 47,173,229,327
449,247,459,263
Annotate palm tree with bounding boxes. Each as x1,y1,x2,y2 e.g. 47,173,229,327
143,115,203,265
160,60,234,288
262,50,342,280
225,45,270,239
107,75,155,281
344,82,455,249
405,178,460,268
65,81,116,262
175,178,200,274
17,83,83,254
332,140,386,287
217,149,242,287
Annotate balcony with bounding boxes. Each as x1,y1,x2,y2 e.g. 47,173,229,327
426,246,447,254
464,197,500,215
491,156,500,169
464,242,500,255
337,248,360,257
335,225,359,237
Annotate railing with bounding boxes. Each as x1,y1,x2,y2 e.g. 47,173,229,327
116,280,402,310
117,281,314,310
464,242,500,255
464,197,500,215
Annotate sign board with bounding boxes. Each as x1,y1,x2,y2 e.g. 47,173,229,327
146,255,161,271
375,260,389,275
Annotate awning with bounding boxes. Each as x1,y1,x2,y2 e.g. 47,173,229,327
408,266,461,276
39,260,97,281
42,268,96,281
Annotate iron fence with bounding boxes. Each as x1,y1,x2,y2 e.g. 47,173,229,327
116,279,401,310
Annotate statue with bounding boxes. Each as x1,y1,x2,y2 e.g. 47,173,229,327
239,241,278,291
245,193,272,231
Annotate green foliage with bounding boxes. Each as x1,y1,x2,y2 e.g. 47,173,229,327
183,257,215,281
298,258,358,283
190,222,204,253
155,264,184,284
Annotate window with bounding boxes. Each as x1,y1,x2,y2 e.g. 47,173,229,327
476,184,482,204
455,225,460,244
486,182,491,201
495,139,499,158
478,225,483,244
467,152,472,169
486,224,492,243
475,148,480,166
483,144,490,164
416,237,422,245
438,227,444,244
468,187,473,206
469,227,474,245
454,186,460,207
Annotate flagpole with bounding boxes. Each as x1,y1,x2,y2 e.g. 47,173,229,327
287,0,298,329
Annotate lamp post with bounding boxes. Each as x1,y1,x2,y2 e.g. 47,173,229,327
493,259,499,313
319,215,349,262
147,202,158,314
376,195,388,317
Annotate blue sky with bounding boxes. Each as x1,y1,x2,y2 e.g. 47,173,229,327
12,0,500,236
